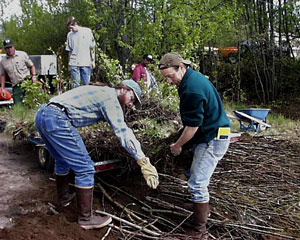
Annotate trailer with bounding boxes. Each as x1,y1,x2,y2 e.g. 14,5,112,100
27,137,124,173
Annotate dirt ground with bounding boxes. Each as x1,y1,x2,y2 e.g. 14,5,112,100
0,97,299,240
0,133,117,240
1,132,299,240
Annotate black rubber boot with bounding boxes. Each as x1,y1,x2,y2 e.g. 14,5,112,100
56,174,76,208
185,202,209,239
76,187,112,230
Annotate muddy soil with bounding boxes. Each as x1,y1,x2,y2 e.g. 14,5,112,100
0,133,116,240
0,134,51,229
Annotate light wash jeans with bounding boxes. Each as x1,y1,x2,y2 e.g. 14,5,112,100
70,66,91,88
188,139,230,203
35,104,95,187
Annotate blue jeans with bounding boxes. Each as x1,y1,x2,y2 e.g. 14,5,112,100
35,104,95,187
188,139,230,203
70,66,91,88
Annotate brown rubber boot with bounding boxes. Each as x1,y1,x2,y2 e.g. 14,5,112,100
183,201,210,217
185,202,209,239
76,187,112,230
56,174,76,208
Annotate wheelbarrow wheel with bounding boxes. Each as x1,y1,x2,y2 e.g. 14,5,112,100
38,147,54,172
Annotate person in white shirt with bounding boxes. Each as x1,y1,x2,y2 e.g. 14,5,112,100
66,16,96,88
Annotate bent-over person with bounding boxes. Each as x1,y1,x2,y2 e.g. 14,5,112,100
35,80,159,230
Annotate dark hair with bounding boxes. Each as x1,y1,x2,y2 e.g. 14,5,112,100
67,16,77,26
143,54,153,62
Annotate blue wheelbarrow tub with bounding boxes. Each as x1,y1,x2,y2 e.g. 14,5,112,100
234,108,270,121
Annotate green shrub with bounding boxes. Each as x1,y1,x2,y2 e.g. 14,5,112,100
21,79,51,108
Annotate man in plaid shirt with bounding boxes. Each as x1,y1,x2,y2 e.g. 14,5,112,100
35,80,159,230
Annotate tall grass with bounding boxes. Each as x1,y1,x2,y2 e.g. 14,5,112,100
1,104,37,136
267,113,300,137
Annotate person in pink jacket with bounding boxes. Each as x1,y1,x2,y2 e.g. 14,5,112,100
132,54,153,83
132,54,158,93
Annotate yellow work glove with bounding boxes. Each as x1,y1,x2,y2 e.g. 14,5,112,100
137,157,159,189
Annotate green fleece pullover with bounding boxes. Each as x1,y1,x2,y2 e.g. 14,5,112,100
178,68,231,144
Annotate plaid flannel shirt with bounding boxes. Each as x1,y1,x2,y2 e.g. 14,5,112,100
50,85,145,160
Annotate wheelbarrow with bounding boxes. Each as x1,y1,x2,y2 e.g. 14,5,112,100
233,108,271,132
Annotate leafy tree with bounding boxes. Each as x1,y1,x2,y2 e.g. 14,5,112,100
236,0,300,103
1,0,299,103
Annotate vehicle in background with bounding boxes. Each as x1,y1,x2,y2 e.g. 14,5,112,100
203,39,299,65
29,55,57,76
203,46,238,64
217,46,239,63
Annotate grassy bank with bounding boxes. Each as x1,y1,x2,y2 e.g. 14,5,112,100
224,102,300,139
1,100,300,141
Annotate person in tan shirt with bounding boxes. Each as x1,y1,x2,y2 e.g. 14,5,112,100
0,39,37,104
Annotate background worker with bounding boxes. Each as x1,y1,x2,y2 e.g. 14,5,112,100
159,53,231,239
0,39,37,104
66,16,96,88
132,54,158,93
35,79,159,230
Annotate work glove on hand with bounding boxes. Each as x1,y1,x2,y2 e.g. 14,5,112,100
137,157,159,189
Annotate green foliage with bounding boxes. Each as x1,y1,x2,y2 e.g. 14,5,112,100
45,46,71,93
267,113,285,125
149,80,179,113
135,117,170,138
1,0,299,103
1,0,97,55
2,1,67,54
83,0,241,67
96,49,126,85
21,80,51,108
237,52,300,102
8,103,28,120
223,102,240,114
275,58,300,95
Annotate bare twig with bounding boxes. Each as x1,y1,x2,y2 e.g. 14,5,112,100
95,210,161,237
